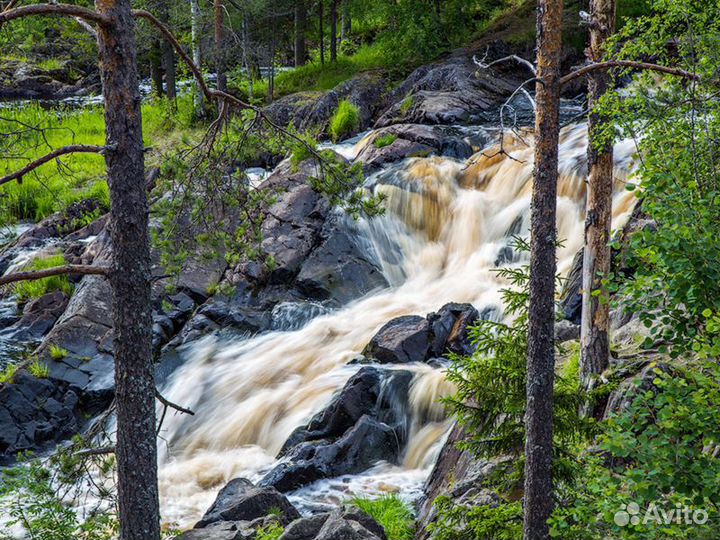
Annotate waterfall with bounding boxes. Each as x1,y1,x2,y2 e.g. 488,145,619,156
156,123,637,526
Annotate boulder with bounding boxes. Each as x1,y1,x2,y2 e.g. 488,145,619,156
375,54,522,128
280,508,386,540
363,315,431,364
362,303,479,364
262,367,412,491
195,478,301,528
265,74,389,138
354,124,474,171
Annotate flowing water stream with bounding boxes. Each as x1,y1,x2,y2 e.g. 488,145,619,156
155,122,638,527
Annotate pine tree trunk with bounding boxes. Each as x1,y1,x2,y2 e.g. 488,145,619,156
158,1,176,101
95,0,158,538
580,0,616,381
524,1,563,539
214,0,226,92
150,40,163,97
294,0,306,67
341,0,350,41
330,0,337,62
319,0,325,65
189,0,204,111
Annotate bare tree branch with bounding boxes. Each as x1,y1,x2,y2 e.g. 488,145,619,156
0,144,106,187
560,60,700,86
0,3,110,26
0,265,109,287
74,446,116,457
473,49,537,76
1,0,21,13
155,389,195,416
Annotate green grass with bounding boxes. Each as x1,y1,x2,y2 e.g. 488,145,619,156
399,96,414,115
28,359,49,379
13,254,74,302
0,364,18,384
374,133,398,149
50,344,69,361
350,495,415,540
0,95,196,224
36,58,64,72
329,100,360,143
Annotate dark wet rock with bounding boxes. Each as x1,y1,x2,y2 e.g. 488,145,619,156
362,303,478,364
355,124,474,171
295,214,388,305
427,303,479,357
262,367,412,492
375,54,522,128
1,290,69,341
195,478,301,528
559,248,584,325
261,415,400,492
279,507,386,540
280,367,412,455
0,371,81,464
270,301,330,331
265,74,389,139
312,514,383,540
363,315,431,364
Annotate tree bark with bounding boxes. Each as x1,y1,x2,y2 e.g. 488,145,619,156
214,0,226,92
95,0,159,538
294,0,306,67
189,0,204,112
580,0,616,381
150,40,163,97
524,1,563,540
341,0,350,41
158,0,176,101
319,0,324,65
330,0,337,62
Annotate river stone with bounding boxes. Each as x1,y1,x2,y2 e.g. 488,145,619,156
363,315,431,364
195,478,300,528
261,414,402,492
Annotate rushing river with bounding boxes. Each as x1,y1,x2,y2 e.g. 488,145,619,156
153,122,638,527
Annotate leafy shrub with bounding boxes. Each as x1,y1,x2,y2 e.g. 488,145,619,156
551,362,720,539
14,254,74,302
374,133,398,149
0,457,118,540
255,522,284,540
429,497,522,540
350,495,414,540
329,100,360,143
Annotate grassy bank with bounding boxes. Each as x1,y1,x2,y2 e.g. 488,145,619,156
0,95,199,224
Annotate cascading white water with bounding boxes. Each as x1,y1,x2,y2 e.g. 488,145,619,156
156,123,637,527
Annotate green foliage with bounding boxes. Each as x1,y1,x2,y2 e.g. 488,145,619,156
0,457,118,540
373,133,398,149
597,0,720,359
429,496,523,540
0,363,18,384
0,97,194,224
50,344,69,361
14,254,74,302
350,495,415,540
329,100,360,143
551,362,720,539
255,522,284,540
28,359,50,379
444,239,591,471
